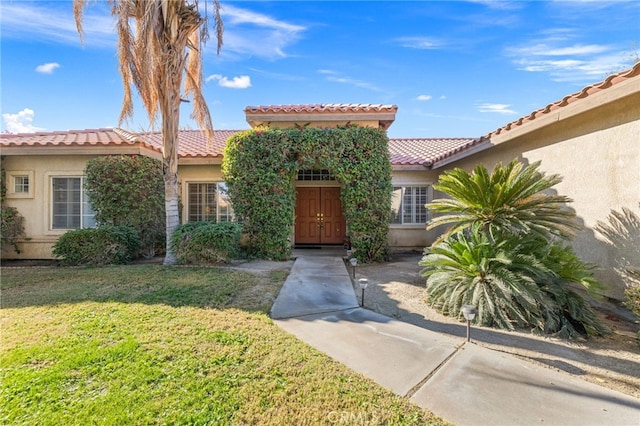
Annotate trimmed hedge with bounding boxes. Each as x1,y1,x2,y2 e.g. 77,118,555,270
52,226,140,266
171,221,242,264
84,155,165,258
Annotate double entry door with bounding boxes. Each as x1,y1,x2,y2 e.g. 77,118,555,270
295,187,346,245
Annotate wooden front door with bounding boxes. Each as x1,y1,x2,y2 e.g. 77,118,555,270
295,187,346,245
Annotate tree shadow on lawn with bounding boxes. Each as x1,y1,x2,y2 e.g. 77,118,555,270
354,253,640,390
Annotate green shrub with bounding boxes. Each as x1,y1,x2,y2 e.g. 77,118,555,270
84,155,165,258
171,221,242,264
52,226,140,266
626,284,640,319
1,159,27,254
625,284,640,341
1,206,26,254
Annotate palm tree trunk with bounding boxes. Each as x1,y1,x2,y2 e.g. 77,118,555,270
160,58,185,266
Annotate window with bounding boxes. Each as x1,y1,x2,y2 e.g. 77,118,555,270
187,182,233,222
6,170,34,198
297,169,336,181
14,176,29,194
390,186,430,225
51,177,96,229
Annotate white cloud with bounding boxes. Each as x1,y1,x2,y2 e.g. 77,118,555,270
2,108,45,133
505,31,633,83
319,70,385,93
218,4,306,60
35,62,61,74
416,95,432,101
477,103,517,114
1,3,305,60
221,5,304,33
206,74,252,89
395,36,443,50
513,52,630,83
507,43,610,57
0,2,115,48
465,0,523,10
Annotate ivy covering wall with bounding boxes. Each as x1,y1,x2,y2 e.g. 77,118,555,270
222,126,392,262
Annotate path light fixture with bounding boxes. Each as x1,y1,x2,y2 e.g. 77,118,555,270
349,257,357,279
358,278,369,307
460,305,477,343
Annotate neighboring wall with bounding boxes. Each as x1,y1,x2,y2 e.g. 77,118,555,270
2,155,97,259
438,87,640,300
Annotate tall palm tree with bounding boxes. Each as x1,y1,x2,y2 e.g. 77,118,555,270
427,160,580,242
74,0,223,265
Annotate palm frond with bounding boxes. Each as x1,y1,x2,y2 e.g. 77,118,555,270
428,160,580,241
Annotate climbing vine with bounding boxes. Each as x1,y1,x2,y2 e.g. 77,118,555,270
222,126,392,262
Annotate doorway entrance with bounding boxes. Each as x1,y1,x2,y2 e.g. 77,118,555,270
295,187,346,245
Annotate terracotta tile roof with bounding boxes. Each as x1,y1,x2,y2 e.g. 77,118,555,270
388,137,482,166
129,129,475,166
244,103,398,114
0,128,149,148
485,62,640,139
138,129,242,157
0,126,480,167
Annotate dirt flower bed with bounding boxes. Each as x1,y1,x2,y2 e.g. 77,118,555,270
352,252,640,399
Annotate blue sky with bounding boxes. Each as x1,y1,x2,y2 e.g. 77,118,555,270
1,0,638,138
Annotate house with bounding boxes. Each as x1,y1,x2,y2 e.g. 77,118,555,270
2,63,638,299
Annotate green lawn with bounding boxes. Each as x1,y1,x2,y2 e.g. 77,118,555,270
1,265,446,425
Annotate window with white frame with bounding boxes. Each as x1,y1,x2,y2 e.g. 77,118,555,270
6,170,35,198
14,175,29,194
187,182,233,222
390,185,430,224
51,177,96,229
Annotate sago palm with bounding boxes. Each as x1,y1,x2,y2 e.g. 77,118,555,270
421,230,608,337
74,0,223,265
427,160,580,242
420,229,551,331
536,243,609,338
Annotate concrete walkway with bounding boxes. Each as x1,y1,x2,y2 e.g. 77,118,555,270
271,255,640,426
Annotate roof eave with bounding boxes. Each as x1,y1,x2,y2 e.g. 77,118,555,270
0,144,160,157
487,72,640,146
391,164,430,171
429,139,493,169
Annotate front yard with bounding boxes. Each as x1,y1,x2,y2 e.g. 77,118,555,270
1,265,445,425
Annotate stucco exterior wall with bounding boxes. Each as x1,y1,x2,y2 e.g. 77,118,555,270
388,169,441,251
2,155,98,259
440,91,640,300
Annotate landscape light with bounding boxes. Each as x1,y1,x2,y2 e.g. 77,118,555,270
460,305,477,342
349,257,357,279
358,278,369,307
